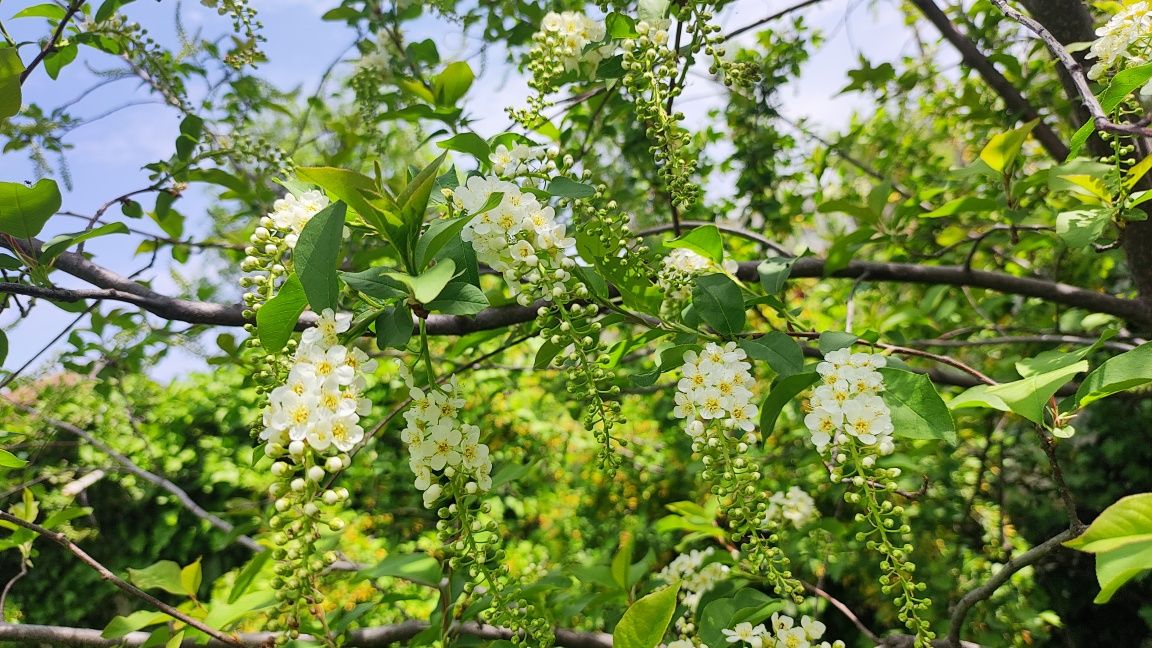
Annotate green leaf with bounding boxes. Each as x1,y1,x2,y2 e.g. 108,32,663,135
40,223,130,263
759,372,819,434
43,43,77,80
0,448,27,469
757,257,795,293
699,588,784,648
376,304,413,350
425,281,488,315
256,274,308,353
1124,154,1152,190
293,202,347,312
388,258,456,304
0,178,62,238
610,535,634,591
613,583,680,648
824,227,873,274
127,560,186,596
0,49,22,119
0,329,7,368
545,176,596,199
819,331,857,354
415,215,473,268
296,167,394,235
922,196,999,218
980,119,1038,173
228,551,271,604
0,253,21,270
102,610,168,639
952,361,1088,423
96,0,137,23
41,505,92,529
665,225,723,264
878,368,957,443
180,558,203,597
1016,332,1114,378
1064,493,1152,603
691,273,745,336
437,133,490,162
432,61,474,107
1075,342,1152,408
605,12,638,38
340,267,408,300
739,332,804,376
13,4,67,19
359,552,441,587
1056,209,1110,248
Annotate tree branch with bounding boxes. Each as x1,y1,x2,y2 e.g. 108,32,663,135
0,512,242,645
0,621,613,647
18,0,86,84
723,0,831,43
907,0,1070,160
989,0,1152,138
945,527,1080,648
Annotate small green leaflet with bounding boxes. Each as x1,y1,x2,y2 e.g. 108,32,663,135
39,222,130,263
1064,493,1152,603
613,583,680,648
757,257,795,293
293,202,347,312
0,448,27,469
376,304,413,350
387,258,456,304
1075,342,1152,408
979,119,1038,173
951,361,1088,424
665,225,722,264
545,176,595,199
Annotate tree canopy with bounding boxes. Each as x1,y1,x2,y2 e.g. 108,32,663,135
2,1,1152,647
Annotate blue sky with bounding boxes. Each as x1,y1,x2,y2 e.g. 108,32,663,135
0,0,914,381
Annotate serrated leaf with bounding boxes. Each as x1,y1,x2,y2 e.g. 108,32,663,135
40,222,130,263
228,551,271,604
760,372,819,434
922,196,1000,218
425,281,488,315
256,274,308,353
757,257,795,293
0,49,23,119
293,202,347,312
613,583,680,648
665,225,723,264
819,331,857,354
432,61,474,107
0,448,26,469
610,535,634,591
1075,342,1152,408
180,558,203,598
980,119,1038,173
102,610,168,639
376,304,413,350
878,368,957,443
739,332,804,376
437,132,490,162
952,361,1087,423
388,258,456,304
545,176,596,199
127,560,186,596
340,267,408,299
359,552,441,587
1057,209,1111,248
1064,493,1152,603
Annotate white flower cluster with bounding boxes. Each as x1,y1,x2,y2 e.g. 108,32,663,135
1088,1,1152,79
538,11,606,70
804,349,894,456
765,486,818,529
268,190,329,248
673,342,759,438
657,547,730,610
656,248,738,303
397,364,493,509
722,614,843,648
451,175,578,305
489,143,547,177
261,309,373,454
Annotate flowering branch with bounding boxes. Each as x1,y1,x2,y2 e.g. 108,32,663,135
990,0,1152,139
0,511,243,646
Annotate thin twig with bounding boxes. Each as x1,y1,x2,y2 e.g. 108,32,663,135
0,511,243,646
802,581,881,644
18,0,87,84
990,0,1152,139
723,0,831,43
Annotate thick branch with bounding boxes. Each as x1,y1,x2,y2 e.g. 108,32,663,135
3,231,1148,333
945,528,1079,647
908,0,1069,160
0,512,242,645
0,621,612,647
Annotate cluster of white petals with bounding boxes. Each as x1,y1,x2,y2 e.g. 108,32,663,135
269,190,329,248
397,363,493,509
657,547,729,611
538,11,606,69
804,349,894,457
451,175,578,304
261,309,373,454
656,249,739,317
765,486,818,529
722,614,843,648
673,342,759,437
1088,1,1152,79
489,143,547,177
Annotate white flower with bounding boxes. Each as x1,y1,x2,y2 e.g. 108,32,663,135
766,486,818,528
799,616,826,640
673,342,759,438
269,190,329,246
804,349,894,458
722,622,766,647
1087,1,1152,79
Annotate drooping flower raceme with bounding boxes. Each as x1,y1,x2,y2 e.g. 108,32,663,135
451,175,580,305
722,613,844,648
397,363,494,509
657,547,730,611
1087,1,1152,80
765,486,818,529
261,309,372,455
241,190,330,315
804,349,894,458
673,342,759,438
